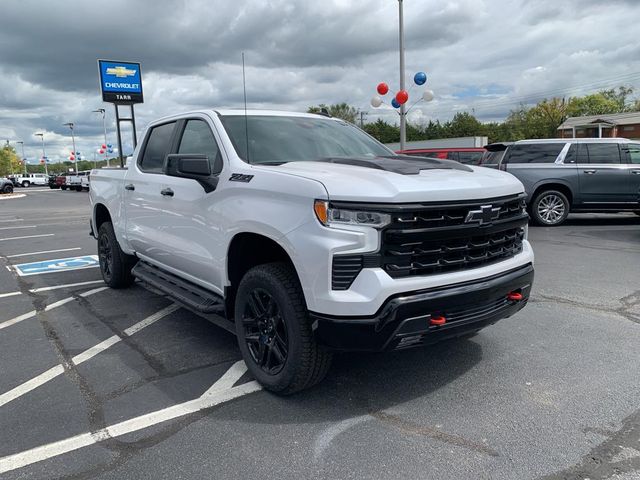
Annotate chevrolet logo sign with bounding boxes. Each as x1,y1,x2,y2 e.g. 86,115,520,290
106,66,137,78
465,205,501,225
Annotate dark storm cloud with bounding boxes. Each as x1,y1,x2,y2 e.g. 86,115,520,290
1,0,639,162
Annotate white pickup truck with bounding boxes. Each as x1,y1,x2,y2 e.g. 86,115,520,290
90,110,534,394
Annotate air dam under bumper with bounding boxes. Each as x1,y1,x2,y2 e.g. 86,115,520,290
310,263,534,351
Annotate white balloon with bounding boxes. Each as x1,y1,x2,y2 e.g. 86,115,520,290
422,89,434,102
370,95,383,108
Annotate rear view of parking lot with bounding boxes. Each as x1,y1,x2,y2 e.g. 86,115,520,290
1,189,639,479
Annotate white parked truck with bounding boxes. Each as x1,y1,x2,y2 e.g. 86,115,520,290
90,110,534,394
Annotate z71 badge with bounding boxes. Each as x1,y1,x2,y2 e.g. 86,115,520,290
229,173,254,183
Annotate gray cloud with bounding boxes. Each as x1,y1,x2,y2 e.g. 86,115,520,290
1,0,640,163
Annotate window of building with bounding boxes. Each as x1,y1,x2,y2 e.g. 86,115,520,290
623,126,635,132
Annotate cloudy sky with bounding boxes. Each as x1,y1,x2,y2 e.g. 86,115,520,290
1,0,640,163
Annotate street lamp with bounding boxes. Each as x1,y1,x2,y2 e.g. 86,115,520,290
92,108,109,167
33,133,48,176
16,141,26,174
63,122,77,172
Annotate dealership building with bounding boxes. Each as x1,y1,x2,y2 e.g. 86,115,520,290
557,112,640,139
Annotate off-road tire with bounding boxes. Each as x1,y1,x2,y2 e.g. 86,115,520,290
97,221,136,288
530,190,570,226
234,262,332,395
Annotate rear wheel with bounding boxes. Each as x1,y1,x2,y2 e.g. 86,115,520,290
530,190,570,226
97,221,136,288
234,262,332,395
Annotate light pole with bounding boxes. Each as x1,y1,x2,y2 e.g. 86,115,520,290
16,141,26,174
398,0,406,151
92,108,109,167
34,133,48,175
63,122,77,172
4,140,13,175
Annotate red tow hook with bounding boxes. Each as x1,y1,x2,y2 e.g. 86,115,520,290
429,315,447,326
507,291,523,302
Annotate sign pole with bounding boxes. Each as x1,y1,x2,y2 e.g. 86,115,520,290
114,105,125,168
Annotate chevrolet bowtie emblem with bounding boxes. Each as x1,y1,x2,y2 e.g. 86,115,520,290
465,205,501,225
106,66,137,78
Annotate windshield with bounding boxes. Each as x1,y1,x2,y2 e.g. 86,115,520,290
219,115,392,164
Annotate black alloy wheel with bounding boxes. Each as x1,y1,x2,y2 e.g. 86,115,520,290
241,288,289,375
98,230,114,283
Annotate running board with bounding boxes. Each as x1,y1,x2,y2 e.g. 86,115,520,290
132,261,225,314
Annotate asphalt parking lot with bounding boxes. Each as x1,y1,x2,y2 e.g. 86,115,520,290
0,188,639,480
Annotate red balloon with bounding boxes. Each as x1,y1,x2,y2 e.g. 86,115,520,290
70,155,75,161
395,90,409,105
101,144,107,149
39,159,45,164
376,82,389,95
99,149,105,154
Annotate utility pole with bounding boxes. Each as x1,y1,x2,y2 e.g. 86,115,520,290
398,0,406,151
92,108,109,167
34,133,48,175
5,140,13,175
16,141,26,174
359,111,368,129
64,123,77,172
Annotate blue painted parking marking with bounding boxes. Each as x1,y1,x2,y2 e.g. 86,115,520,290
13,255,99,277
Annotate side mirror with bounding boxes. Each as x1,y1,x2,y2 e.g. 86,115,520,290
163,154,220,193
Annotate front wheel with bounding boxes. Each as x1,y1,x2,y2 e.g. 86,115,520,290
234,262,332,395
2,184,13,194
530,190,570,226
97,221,136,288
21,181,30,188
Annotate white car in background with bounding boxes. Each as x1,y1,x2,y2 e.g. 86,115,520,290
13,173,48,187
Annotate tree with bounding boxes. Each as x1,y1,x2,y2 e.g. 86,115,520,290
0,145,21,176
447,112,483,137
307,103,359,124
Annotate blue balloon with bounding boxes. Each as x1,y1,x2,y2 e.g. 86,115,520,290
76,151,81,155
414,71,427,86
107,144,112,148
391,98,401,108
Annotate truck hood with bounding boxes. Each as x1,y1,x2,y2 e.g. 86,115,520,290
255,156,524,202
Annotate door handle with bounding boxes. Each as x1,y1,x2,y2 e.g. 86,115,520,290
583,169,597,174
160,187,174,197
124,184,135,191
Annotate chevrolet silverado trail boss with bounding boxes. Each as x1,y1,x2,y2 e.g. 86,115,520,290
90,110,534,394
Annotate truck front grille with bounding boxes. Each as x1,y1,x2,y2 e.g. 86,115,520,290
331,195,527,288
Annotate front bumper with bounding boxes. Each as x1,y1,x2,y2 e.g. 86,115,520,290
310,263,533,351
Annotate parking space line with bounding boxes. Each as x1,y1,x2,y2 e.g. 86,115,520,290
0,234,54,242
0,281,104,300
0,287,108,331
6,248,81,259
0,219,23,223
0,225,37,231
0,364,261,474
0,305,180,407
0,291,21,299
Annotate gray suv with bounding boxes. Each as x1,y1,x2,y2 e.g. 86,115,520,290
481,138,640,225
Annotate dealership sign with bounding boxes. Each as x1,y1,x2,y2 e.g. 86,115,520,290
98,60,143,103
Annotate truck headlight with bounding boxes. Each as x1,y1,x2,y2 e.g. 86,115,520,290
314,200,391,229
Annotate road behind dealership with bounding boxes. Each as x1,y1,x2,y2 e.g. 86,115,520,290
0,189,639,479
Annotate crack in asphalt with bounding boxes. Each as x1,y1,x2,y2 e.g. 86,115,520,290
537,409,640,480
531,290,640,325
370,411,499,457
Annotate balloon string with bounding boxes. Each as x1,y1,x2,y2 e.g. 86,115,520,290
405,98,423,115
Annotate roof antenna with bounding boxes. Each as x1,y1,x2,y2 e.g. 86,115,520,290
242,52,250,163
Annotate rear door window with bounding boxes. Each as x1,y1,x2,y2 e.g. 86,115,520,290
585,143,621,164
139,122,177,173
626,144,640,164
446,151,459,161
506,144,565,163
